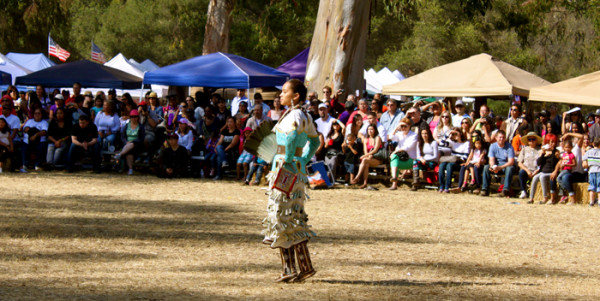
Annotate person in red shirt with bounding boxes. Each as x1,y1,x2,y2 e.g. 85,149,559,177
65,82,82,105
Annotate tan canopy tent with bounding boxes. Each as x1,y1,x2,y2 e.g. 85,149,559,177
382,53,550,97
529,71,600,106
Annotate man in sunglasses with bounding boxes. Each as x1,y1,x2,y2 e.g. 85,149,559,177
481,130,516,197
502,104,527,142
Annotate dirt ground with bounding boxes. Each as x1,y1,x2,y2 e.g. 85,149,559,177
1,172,599,300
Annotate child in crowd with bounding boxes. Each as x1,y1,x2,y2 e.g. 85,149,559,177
236,127,253,181
583,137,600,206
246,157,267,185
461,136,486,191
342,133,361,184
557,140,576,204
91,96,103,121
204,131,219,177
0,119,12,173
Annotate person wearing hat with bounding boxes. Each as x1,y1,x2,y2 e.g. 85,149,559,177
176,118,194,153
315,102,334,137
517,132,542,198
562,107,588,135
158,133,189,178
115,109,145,175
49,94,65,120
589,109,600,142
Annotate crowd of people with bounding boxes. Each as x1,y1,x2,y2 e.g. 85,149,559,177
1,83,600,205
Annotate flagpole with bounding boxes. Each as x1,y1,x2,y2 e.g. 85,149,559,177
47,32,50,59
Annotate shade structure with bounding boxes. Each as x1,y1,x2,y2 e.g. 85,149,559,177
6,53,56,72
105,53,145,78
277,48,309,81
0,71,12,85
0,53,32,85
141,59,160,71
529,71,600,106
382,53,550,97
144,52,289,88
15,60,143,89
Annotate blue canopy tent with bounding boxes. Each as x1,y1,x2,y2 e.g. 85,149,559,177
277,48,309,82
0,71,11,85
6,53,56,72
15,60,144,89
143,52,289,88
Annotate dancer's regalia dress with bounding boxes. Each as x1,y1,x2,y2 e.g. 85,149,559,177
260,105,320,282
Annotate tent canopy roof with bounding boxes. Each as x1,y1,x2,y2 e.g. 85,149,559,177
0,53,32,85
15,60,143,89
277,48,309,81
6,53,55,72
141,59,160,71
529,70,600,106
144,52,289,88
382,53,550,97
105,53,145,78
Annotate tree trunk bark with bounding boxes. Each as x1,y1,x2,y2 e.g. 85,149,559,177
306,0,371,98
202,0,235,55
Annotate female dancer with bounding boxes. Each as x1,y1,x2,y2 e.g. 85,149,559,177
263,79,320,283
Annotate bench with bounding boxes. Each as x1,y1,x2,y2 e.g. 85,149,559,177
533,182,589,204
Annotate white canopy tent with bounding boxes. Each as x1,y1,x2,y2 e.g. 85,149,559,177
104,53,166,97
0,53,32,85
364,67,405,100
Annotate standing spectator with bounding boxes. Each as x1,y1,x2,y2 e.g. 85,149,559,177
307,100,320,121
0,100,20,170
406,107,429,134
559,132,586,204
115,109,145,175
517,132,541,199
267,96,286,121
371,100,383,120
502,104,527,142
346,98,369,126
584,138,600,206
321,86,333,104
236,127,254,181
534,110,549,137
480,130,516,197
234,100,251,129
21,108,48,172
94,100,120,149
420,101,443,134
158,134,189,178
342,133,362,184
230,89,248,117
380,99,404,139
49,94,65,120
90,96,103,121
215,98,232,130
36,85,51,110
460,135,486,192
214,117,240,180
138,101,160,156
251,93,270,117
329,89,345,118
556,140,577,204
589,109,600,142
472,104,491,131
450,99,471,127
46,108,72,168
315,103,334,137
0,118,13,173
65,82,82,105
67,115,101,173
460,117,473,142
562,109,588,135
324,120,345,180
527,134,560,204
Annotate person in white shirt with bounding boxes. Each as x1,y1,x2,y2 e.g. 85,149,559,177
21,107,48,172
230,89,248,116
450,99,471,128
315,103,335,136
388,117,418,190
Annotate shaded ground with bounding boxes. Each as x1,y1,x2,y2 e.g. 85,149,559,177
0,172,599,300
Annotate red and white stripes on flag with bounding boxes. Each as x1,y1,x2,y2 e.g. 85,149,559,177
91,42,107,64
48,35,70,62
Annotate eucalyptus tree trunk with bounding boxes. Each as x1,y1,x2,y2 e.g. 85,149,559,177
305,0,371,97
202,0,235,55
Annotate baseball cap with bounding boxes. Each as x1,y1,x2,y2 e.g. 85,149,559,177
455,99,465,107
129,109,139,116
318,103,328,109
54,94,64,100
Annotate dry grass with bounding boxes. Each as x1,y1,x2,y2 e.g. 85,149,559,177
1,172,600,300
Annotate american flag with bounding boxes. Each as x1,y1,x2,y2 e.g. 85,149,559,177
91,42,107,64
48,35,70,62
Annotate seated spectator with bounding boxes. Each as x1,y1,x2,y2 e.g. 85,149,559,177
137,101,160,156
359,112,387,145
158,134,189,178
346,98,369,126
511,124,530,156
342,133,362,184
90,96,103,121
215,98,232,130
528,134,560,204
438,128,470,193
517,132,541,199
388,118,418,190
0,118,12,173
450,99,471,128
251,92,270,117
562,109,587,135
338,99,355,125
434,111,453,156
46,108,72,168
204,131,219,177
315,103,335,137
94,99,120,149
346,114,363,139
350,124,384,189
481,130,515,197
380,99,403,138
267,96,286,121
20,108,49,172
557,140,577,204
67,115,101,173
371,100,383,120
214,117,240,180
115,109,145,175
176,118,194,153
459,117,473,143
459,136,486,192
245,106,272,131
324,120,345,180
234,101,250,129
48,94,65,120
412,126,439,191
67,95,90,126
